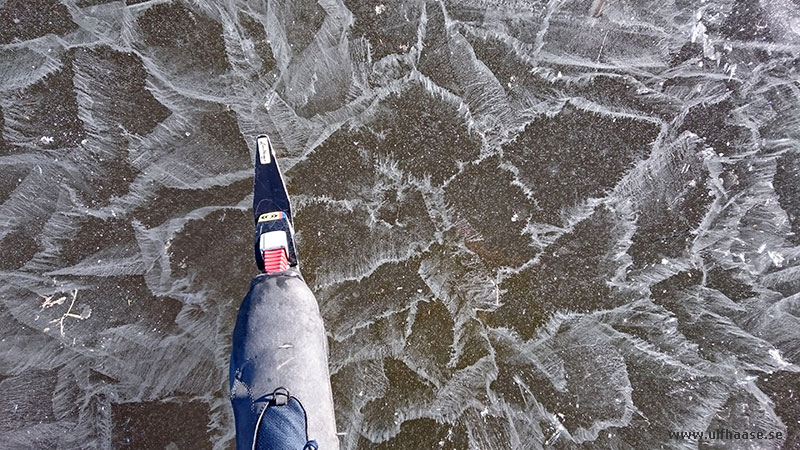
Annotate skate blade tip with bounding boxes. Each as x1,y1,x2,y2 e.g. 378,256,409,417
257,135,272,165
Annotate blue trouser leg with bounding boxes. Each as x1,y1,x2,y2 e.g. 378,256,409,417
230,270,339,450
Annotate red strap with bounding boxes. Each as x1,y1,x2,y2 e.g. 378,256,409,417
263,248,289,273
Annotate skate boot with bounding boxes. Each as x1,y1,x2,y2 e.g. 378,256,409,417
252,135,299,273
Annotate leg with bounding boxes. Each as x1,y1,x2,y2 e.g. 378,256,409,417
230,269,339,450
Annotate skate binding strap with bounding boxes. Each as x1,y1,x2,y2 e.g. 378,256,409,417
259,230,291,274
262,248,289,273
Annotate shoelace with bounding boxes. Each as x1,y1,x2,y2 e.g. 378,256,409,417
251,387,319,450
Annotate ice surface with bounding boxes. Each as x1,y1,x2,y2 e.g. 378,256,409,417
1,0,800,448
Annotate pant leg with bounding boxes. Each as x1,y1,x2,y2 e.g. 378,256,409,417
230,269,339,450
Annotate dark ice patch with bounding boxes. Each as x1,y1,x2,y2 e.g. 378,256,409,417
757,371,800,449
450,3,548,44
467,33,553,101
767,259,800,297
329,361,389,448
290,127,380,201
482,207,621,340
11,59,85,149
0,165,25,204
671,299,783,370
728,203,793,283
489,340,536,406
0,229,39,270
280,0,326,54
373,85,481,184
293,203,371,287
293,128,442,238
344,0,421,60
670,41,702,66
679,98,749,154
72,46,170,136
404,300,454,381
374,418,468,450
112,399,212,449
603,301,696,361
596,304,734,446
444,155,536,268
197,109,250,164
376,188,400,224
238,12,276,76
759,83,800,141
628,172,713,268
378,357,428,394
468,35,527,91
468,412,529,449
706,267,756,301
568,75,678,119
83,153,139,204
549,346,630,433
297,85,480,188
718,0,773,42
418,4,462,96
137,2,230,74
488,332,550,407
168,208,251,300
132,178,250,228
128,108,249,197
453,318,491,371
59,216,136,267
76,275,184,335
650,269,703,302
504,103,658,225
774,151,800,245
0,0,77,44
88,369,118,386
0,105,21,153
377,188,431,230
